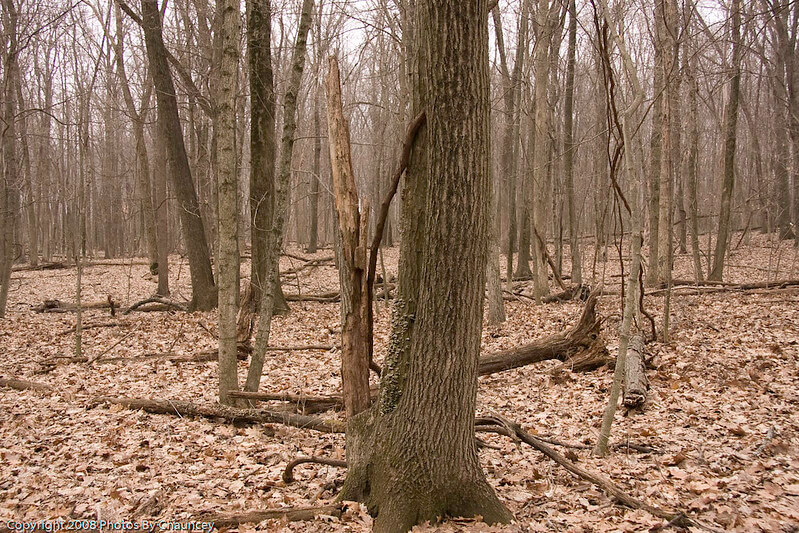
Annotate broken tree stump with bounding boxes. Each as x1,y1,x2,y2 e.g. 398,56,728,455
623,334,648,408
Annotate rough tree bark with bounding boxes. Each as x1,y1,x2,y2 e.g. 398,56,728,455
139,0,216,310
247,0,278,308
0,0,20,318
216,0,241,405
338,2,513,530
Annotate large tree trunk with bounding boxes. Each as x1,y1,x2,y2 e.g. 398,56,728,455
216,0,241,405
246,0,314,392
248,0,277,307
339,2,512,530
139,0,216,310
684,13,704,281
709,0,742,281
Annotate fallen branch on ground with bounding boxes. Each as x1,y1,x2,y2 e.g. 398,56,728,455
12,261,67,272
124,296,187,314
0,378,74,400
229,390,345,414
193,503,343,528
475,415,721,532
87,396,345,433
646,279,799,296
282,456,348,483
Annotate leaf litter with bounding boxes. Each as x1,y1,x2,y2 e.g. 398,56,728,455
1,235,797,532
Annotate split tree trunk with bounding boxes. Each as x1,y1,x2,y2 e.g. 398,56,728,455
325,56,371,419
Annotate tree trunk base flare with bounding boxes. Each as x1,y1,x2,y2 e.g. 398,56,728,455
338,410,513,533
623,335,648,408
478,293,607,376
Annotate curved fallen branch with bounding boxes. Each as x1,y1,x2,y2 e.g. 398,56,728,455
475,415,722,532
283,456,348,483
124,296,187,314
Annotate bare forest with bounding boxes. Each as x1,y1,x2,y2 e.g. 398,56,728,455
0,0,798,531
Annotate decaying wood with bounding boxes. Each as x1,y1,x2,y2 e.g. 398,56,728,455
124,296,187,314
478,294,608,376
12,261,67,272
229,390,344,414
88,396,345,433
194,503,343,528
623,335,648,407
646,279,799,296
34,298,117,314
326,55,372,419
282,456,348,483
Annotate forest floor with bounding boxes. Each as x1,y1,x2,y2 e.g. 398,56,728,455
1,233,798,532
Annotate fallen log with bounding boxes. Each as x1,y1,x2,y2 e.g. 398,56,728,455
623,335,648,408
12,261,67,272
541,284,591,304
281,257,334,276
228,390,344,414
34,298,117,314
646,279,799,296
478,294,608,376
194,503,343,528
88,396,345,433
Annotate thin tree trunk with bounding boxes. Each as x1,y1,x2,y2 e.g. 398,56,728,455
709,0,742,281
563,0,581,285
246,0,314,392
216,0,242,405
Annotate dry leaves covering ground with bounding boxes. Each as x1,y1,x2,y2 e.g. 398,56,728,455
1,233,797,532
